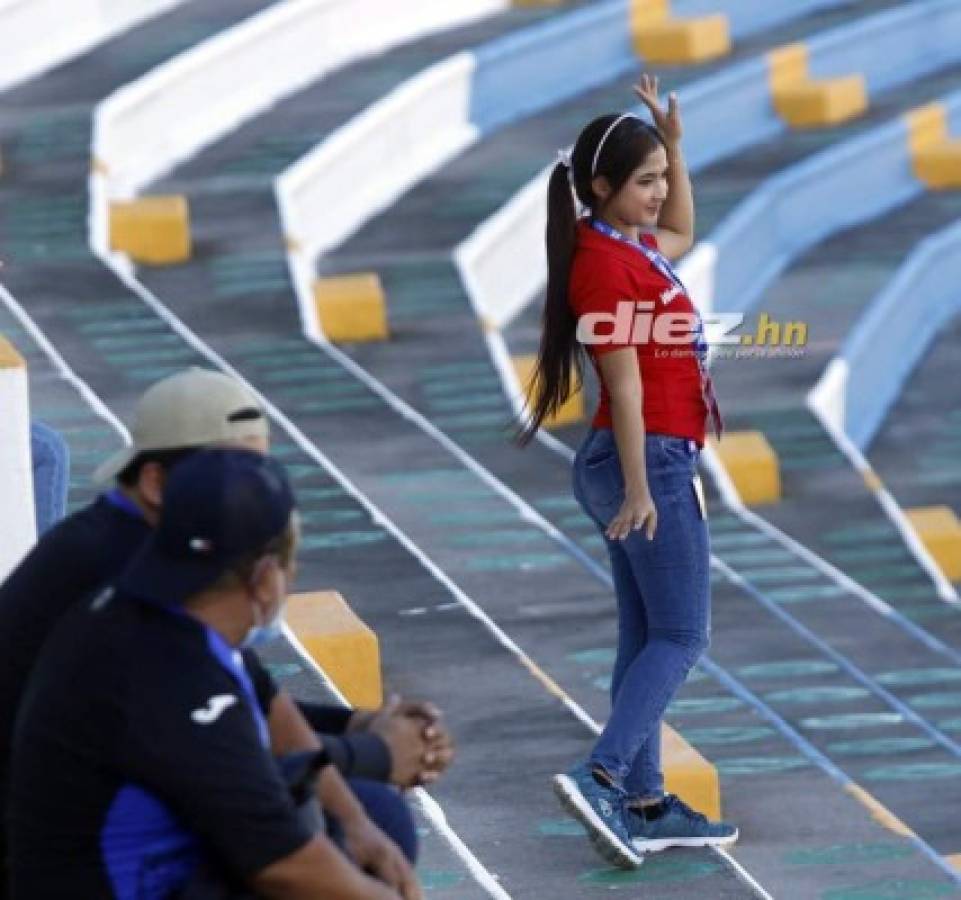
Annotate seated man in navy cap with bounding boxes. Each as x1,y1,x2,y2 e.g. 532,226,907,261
7,448,420,900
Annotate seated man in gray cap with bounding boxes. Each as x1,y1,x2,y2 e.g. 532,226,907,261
8,448,419,899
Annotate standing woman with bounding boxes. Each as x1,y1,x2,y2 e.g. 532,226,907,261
519,75,737,869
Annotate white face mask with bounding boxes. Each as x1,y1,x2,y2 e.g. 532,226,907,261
241,605,284,648
241,562,287,648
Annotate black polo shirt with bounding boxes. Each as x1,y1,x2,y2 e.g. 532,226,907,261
8,587,312,899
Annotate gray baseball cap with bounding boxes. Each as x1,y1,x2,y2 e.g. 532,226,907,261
94,368,269,484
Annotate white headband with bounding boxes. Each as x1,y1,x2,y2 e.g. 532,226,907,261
591,113,641,178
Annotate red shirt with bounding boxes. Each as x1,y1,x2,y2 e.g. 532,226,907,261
569,219,708,444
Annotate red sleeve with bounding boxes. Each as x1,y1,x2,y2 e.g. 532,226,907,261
571,260,655,355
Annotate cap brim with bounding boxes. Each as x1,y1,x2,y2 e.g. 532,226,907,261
118,536,227,607
93,446,138,486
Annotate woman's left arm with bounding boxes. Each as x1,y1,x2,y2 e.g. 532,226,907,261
656,141,694,260
634,74,694,261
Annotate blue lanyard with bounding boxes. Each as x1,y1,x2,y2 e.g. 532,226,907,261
590,217,708,361
590,218,687,292
204,628,271,749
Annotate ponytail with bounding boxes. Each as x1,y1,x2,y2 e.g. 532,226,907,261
515,162,584,445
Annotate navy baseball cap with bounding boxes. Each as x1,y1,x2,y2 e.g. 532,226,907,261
119,447,296,605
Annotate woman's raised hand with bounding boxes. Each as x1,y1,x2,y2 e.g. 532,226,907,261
633,73,682,146
606,488,658,542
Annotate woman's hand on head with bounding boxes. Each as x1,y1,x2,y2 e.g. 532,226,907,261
606,489,657,542
633,73,682,147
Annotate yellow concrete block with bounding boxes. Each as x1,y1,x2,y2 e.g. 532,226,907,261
0,334,26,370
914,141,961,189
906,103,948,156
109,196,191,265
769,44,867,129
633,15,730,64
768,43,809,94
630,0,670,29
662,723,720,820
513,353,583,428
314,273,389,343
285,590,383,708
906,506,961,582
774,75,867,129
710,430,781,505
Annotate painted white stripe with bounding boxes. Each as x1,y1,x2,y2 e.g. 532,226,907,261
410,791,513,899
715,849,775,900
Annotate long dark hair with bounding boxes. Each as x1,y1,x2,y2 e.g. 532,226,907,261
516,114,666,445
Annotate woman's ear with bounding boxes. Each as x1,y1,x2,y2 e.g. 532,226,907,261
591,175,611,204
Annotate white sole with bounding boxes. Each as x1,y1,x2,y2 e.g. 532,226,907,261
631,830,739,854
552,775,642,870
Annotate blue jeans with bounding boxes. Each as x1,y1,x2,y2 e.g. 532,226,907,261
572,429,711,799
328,779,419,865
29,422,70,535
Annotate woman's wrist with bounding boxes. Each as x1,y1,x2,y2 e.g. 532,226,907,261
625,481,651,501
